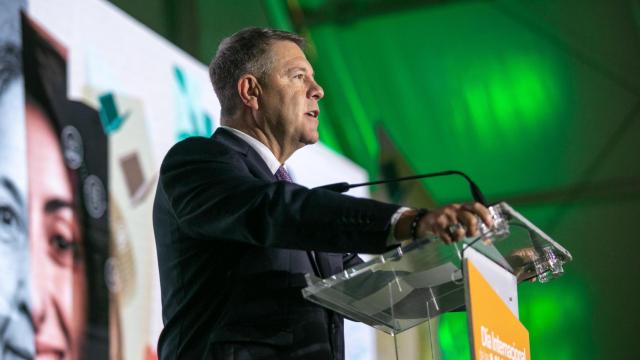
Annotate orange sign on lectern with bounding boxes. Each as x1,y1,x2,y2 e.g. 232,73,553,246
466,260,531,360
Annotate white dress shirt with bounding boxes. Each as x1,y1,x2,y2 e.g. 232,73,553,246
220,125,283,174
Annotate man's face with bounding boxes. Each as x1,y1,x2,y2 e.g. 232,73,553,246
27,101,86,360
257,40,324,151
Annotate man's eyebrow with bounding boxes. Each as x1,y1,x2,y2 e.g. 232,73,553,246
45,199,74,213
1,176,24,207
287,66,313,76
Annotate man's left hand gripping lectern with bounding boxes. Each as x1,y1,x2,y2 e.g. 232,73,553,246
302,202,572,359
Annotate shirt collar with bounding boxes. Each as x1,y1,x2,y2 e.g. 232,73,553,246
220,126,283,175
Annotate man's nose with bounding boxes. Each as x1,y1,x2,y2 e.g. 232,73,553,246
308,80,324,101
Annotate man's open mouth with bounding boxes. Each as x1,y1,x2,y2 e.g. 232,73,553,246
305,110,319,118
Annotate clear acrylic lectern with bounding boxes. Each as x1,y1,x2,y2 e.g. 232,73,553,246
302,202,572,358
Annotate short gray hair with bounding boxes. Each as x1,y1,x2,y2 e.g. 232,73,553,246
209,27,305,117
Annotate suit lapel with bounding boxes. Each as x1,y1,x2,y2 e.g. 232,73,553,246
212,127,324,278
212,127,274,181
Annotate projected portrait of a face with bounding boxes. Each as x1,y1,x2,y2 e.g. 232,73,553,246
27,98,88,359
0,42,34,359
23,14,110,360
0,3,34,358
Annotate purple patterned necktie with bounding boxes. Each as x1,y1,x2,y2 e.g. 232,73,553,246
274,165,293,182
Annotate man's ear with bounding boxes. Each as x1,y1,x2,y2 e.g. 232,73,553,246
237,75,261,111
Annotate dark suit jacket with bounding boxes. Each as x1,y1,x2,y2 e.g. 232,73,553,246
153,128,400,359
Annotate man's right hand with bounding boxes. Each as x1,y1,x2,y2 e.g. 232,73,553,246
395,202,493,244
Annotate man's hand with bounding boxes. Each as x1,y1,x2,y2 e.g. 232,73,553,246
395,202,493,244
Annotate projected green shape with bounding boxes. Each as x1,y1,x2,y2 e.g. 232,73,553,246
98,92,129,134
173,65,215,140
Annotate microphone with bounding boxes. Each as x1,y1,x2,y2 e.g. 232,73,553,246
314,170,488,205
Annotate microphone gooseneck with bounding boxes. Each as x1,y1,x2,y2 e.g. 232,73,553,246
315,170,488,205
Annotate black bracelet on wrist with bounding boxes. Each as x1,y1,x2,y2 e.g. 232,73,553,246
410,208,429,242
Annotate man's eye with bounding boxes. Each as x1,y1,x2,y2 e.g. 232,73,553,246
294,74,304,79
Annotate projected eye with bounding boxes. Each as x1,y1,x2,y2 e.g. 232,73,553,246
1,205,18,227
0,204,25,244
48,232,80,267
51,234,74,251
47,214,81,268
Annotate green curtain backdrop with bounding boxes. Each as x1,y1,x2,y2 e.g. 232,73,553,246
265,1,640,359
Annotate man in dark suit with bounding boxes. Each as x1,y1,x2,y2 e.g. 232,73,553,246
153,28,492,359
